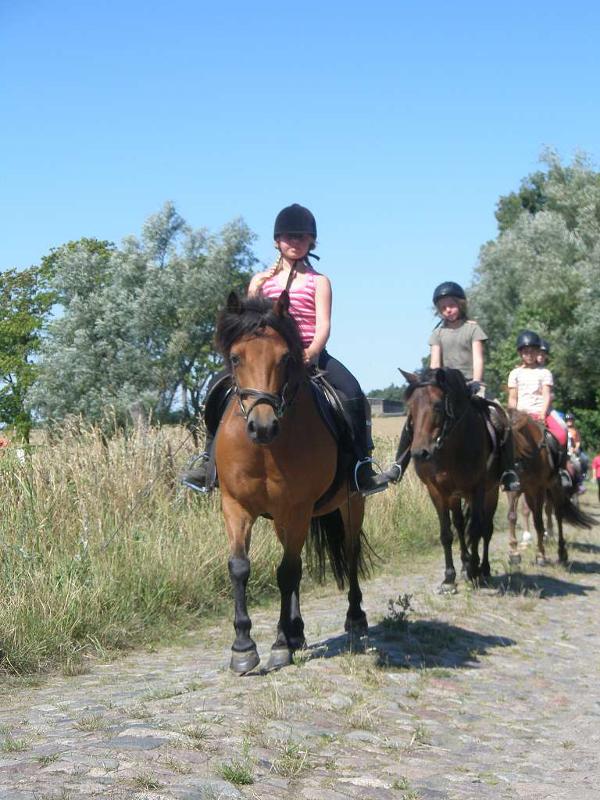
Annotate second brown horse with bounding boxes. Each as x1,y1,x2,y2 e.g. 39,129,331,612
401,367,501,589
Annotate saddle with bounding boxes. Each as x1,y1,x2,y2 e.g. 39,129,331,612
202,370,356,508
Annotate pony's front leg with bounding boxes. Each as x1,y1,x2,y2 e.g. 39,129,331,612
507,491,521,565
221,495,260,675
266,514,310,671
466,490,484,584
549,485,568,564
527,491,547,566
429,486,456,592
450,501,469,579
341,493,368,637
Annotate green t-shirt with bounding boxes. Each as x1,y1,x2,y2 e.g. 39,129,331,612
428,320,488,380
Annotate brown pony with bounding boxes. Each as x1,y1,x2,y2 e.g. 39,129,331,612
401,368,501,589
506,409,594,565
213,291,368,674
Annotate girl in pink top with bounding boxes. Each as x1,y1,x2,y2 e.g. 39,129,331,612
183,204,389,495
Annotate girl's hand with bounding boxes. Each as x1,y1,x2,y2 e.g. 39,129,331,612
303,347,318,365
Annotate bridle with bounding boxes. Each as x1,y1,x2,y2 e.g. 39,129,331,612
232,380,295,422
410,379,471,452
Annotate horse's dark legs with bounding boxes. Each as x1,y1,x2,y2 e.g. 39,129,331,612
479,489,499,583
430,492,456,590
527,490,547,565
271,553,305,651
342,495,368,636
451,503,469,578
549,484,568,564
222,498,259,675
466,489,486,583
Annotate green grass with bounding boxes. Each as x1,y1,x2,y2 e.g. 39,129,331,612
0,423,438,673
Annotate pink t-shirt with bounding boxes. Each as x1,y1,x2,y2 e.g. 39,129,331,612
261,269,318,348
592,455,600,479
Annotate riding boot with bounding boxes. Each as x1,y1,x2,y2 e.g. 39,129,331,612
342,396,390,496
379,417,413,483
546,432,572,489
181,431,216,493
498,430,521,492
488,403,520,492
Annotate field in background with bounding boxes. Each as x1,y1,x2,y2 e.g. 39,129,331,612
0,423,438,674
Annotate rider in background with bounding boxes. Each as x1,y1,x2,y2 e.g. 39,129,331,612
381,281,520,492
592,452,600,502
183,204,389,496
566,413,588,488
507,331,571,488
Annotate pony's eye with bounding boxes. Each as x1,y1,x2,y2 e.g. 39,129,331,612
433,402,444,415
279,353,290,368
230,354,241,368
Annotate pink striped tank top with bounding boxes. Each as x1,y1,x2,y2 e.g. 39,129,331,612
261,269,317,347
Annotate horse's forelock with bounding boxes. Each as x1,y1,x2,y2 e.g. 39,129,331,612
215,294,304,364
404,367,468,403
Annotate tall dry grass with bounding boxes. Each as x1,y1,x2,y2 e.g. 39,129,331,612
0,424,437,673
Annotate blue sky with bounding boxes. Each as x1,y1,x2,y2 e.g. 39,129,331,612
2,1,599,391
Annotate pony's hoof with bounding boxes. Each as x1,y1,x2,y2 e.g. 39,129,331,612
558,550,569,566
229,647,260,675
438,582,458,595
535,554,548,567
265,647,293,672
345,613,368,636
508,552,521,566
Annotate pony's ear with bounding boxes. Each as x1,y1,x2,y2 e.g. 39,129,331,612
398,368,418,384
226,291,242,314
435,368,447,387
274,290,290,316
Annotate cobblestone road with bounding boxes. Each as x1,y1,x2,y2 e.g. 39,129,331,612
1,504,599,799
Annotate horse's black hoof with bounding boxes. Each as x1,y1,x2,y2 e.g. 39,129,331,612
558,550,569,566
230,647,260,675
344,613,368,636
265,647,293,671
438,582,458,595
508,552,522,566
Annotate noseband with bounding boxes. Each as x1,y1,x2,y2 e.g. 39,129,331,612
232,381,293,421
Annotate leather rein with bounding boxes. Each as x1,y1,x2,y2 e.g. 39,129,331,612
232,261,302,423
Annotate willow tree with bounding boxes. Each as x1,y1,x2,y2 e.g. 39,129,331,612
30,203,256,426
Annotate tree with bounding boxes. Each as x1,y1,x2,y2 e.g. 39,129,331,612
368,383,406,403
29,203,256,426
0,265,55,440
469,151,600,444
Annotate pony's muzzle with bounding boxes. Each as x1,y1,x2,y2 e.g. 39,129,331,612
247,411,280,444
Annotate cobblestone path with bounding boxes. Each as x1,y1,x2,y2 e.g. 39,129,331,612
1,509,600,799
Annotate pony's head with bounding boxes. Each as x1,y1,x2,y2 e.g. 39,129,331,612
400,367,470,461
216,291,305,444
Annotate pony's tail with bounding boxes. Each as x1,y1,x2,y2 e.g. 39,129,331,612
306,510,371,589
558,493,596,529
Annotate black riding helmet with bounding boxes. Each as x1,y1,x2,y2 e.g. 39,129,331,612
516,330,541,350
273,204,317,239
539,338,551,354
432,281,466,305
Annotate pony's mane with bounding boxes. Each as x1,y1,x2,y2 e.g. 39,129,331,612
405,367,469,401
215,294,305,367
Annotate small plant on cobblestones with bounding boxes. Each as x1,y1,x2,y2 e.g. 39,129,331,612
1,735,28,752
126,704,152,719
251,677,286,720
162,754,192,774
36,751,62,766
271,739,311,777
409,723,431,747
131,772,163,790
383,593,413,631
74,713,107,732
392,776,410,789
142,685,185,701
218,758,254,785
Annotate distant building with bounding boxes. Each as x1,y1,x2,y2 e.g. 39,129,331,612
367,397,405,416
